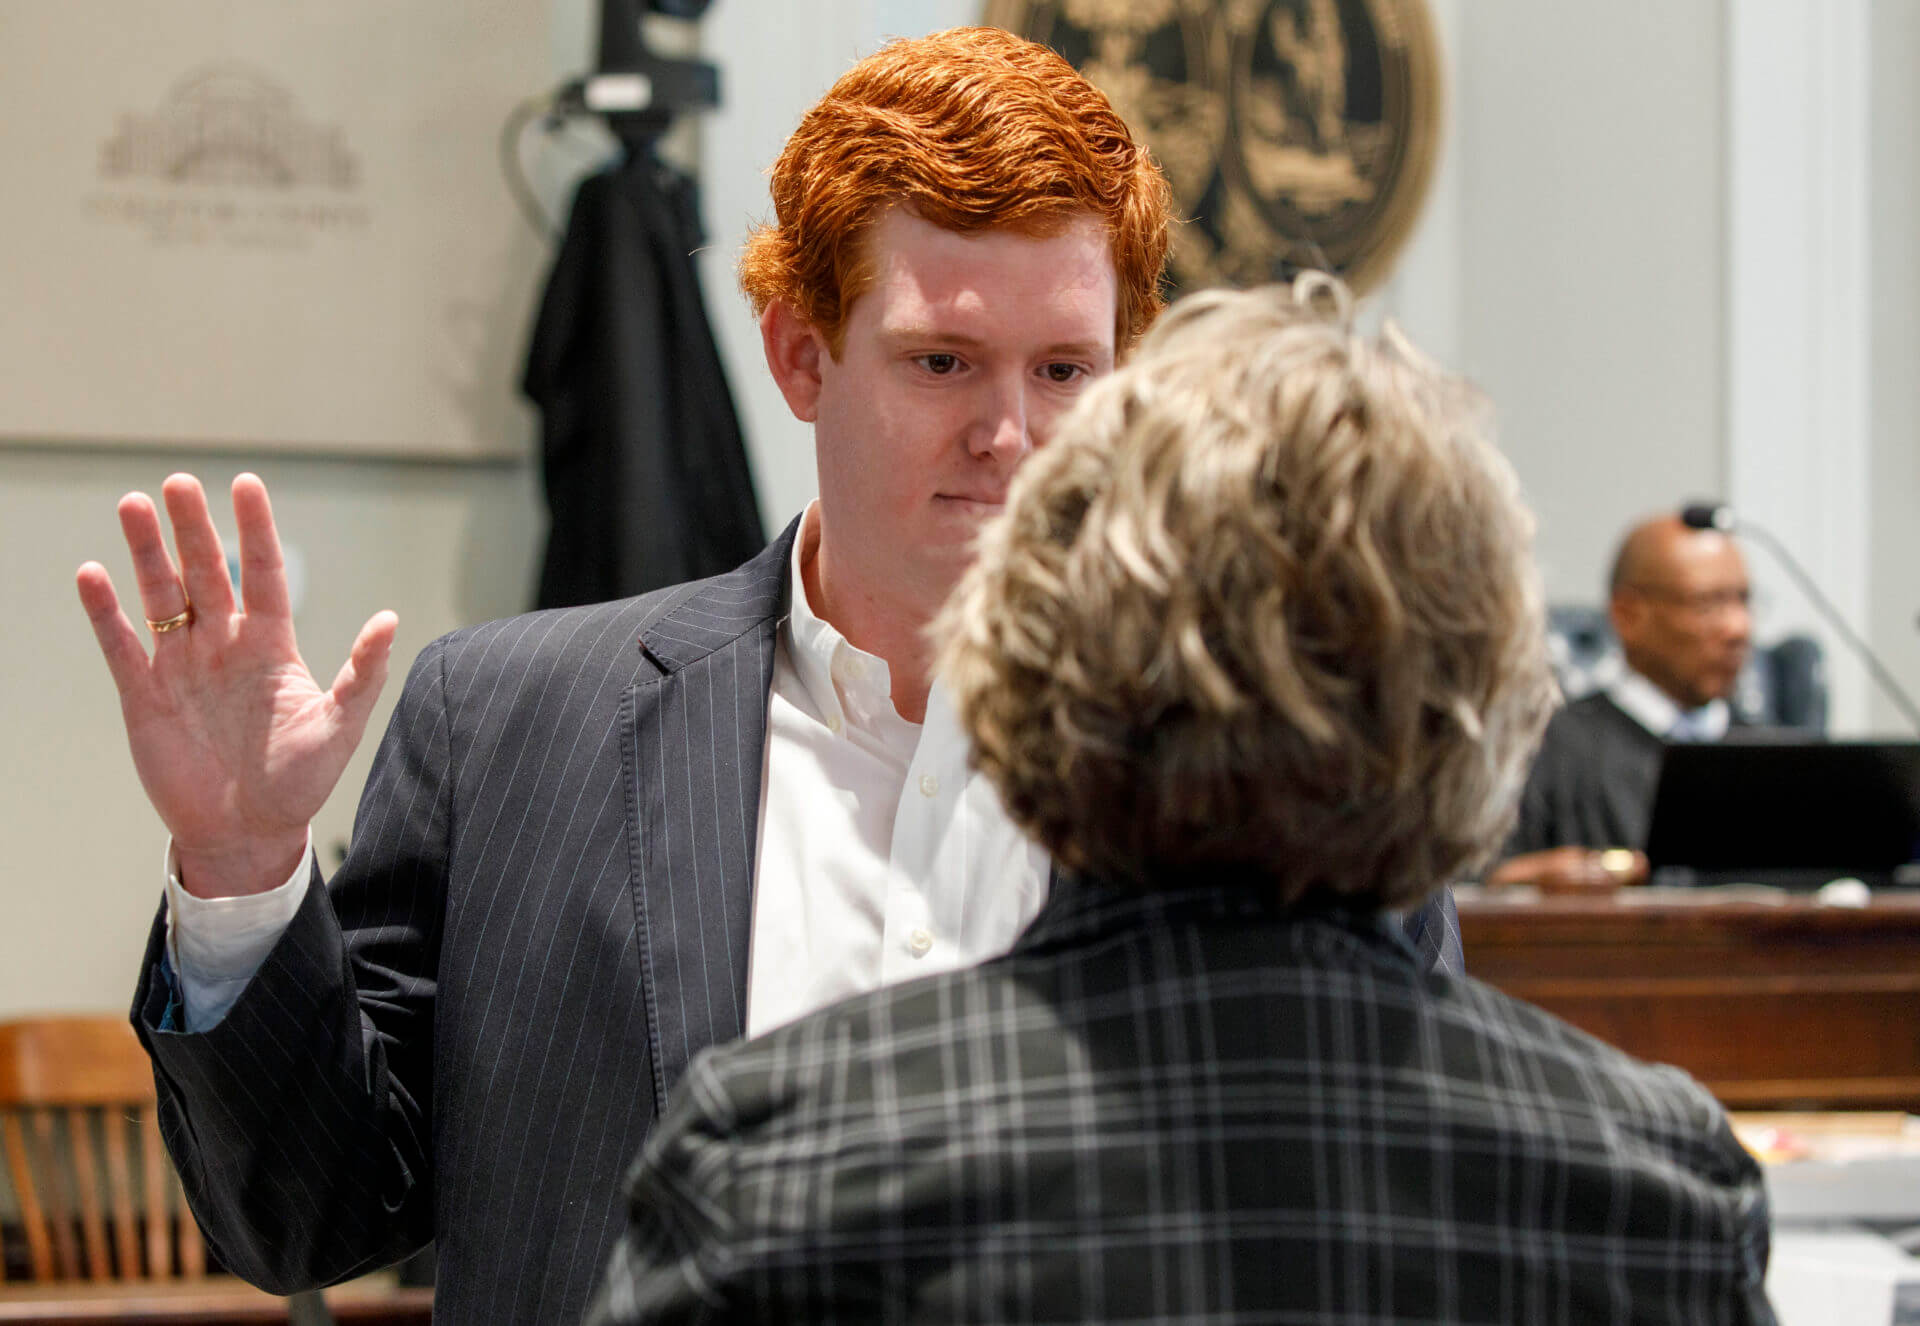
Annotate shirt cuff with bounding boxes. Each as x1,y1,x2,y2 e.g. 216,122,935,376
163,832,312,1030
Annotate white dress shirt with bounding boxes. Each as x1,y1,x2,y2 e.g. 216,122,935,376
746,507,1049,1034
165,503,1050,1036
1604,665,1730,742
164,833,310,1027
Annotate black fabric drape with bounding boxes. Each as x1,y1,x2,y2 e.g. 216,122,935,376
523,148,764,609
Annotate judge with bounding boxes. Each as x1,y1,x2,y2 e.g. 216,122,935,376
1490,511,1752,889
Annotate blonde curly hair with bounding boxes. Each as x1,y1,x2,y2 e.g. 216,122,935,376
935,276,1557,908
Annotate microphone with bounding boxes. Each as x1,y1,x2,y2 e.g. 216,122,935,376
1682,500,1920,736
1678,502,1735,534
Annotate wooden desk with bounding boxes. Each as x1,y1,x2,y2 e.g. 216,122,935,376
0,1279,432,1325
1458,889,1920,1109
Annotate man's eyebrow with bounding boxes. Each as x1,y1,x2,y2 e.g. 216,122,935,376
1038,340,1114,360
880,326,1112,358
880,325,988,349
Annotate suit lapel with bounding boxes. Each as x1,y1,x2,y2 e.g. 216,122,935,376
625,520,797,1111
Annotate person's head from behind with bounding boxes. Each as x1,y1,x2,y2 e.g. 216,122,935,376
1607,516,1752,710
742,28,1175,648
938,276,1558,910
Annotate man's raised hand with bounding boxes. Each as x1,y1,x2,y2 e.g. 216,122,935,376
75,473,397,898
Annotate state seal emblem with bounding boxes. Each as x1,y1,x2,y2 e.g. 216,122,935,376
983,0,1442,294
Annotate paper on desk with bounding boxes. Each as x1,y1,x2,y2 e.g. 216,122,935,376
1731,1113,1920,1164
1732,1114,1920,1225
1768,1228,1920,1326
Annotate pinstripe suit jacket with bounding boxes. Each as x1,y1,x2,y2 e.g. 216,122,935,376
589,879,1775,1326
130,519,1466,1324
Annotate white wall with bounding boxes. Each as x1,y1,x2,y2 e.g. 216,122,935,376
1726,1,1875,734
1869,0,1920,736
1447,1,1727,603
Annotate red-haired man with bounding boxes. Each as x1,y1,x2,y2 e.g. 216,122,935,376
76,28,1461,1323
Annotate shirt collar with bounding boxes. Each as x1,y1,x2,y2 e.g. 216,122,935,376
783,502,844,719
1605,665,1729,740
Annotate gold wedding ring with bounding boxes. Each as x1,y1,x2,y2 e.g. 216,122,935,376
146,603,194,633
1596,848,1638,883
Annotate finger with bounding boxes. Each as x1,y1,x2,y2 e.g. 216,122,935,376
116,491,191,628
162,474,236,622
327,611,399,736
231,473,292,619
76,562,153,696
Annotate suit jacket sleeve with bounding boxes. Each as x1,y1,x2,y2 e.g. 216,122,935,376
1400,886,1464,974
130,637,453,1294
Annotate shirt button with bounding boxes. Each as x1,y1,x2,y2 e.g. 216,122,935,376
908,928,934,957
845,656,867,681
919,774,939,798
826,714,842,734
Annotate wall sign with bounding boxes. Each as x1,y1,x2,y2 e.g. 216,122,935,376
0,3,550,458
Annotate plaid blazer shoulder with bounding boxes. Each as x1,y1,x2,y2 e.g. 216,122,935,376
590,879,1775,1325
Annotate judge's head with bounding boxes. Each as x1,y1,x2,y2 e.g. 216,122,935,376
1607,516,1752,710
743,28,1176,643
938,277,1559,911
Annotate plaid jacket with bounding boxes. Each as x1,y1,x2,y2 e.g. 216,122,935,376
588,878,1775,1325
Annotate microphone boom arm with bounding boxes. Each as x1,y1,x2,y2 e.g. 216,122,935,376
1733,517,1920,736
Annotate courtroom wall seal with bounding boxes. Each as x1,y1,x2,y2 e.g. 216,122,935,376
984,0,1443,294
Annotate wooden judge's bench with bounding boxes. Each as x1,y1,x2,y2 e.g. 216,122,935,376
1457,888,1920,1110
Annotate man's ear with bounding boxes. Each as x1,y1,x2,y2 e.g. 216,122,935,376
761,300,826,424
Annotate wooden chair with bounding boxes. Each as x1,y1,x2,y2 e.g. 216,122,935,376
0,1014,203,1284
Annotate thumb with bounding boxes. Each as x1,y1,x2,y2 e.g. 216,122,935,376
328,610,399,740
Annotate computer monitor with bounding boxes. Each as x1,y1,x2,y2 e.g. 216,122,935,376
1644,740,1920,888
